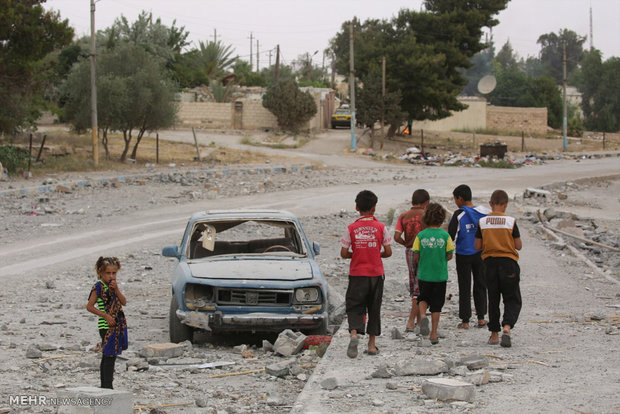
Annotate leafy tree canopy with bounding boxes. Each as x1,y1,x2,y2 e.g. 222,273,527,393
262,79,317,132
0,0,73,134
537,29,586,84
330,0,509,122
575,49,620,132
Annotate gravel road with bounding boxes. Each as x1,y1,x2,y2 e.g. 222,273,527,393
0,133,618,413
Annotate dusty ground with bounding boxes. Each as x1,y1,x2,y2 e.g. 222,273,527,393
0,129,619,413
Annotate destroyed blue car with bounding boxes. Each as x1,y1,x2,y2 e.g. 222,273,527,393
162,210,329,342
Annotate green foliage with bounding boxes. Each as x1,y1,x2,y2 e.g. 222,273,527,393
537,29,586,85
62,42,178,161
461,44,495,96
575,50,620,132
356,75,407,132
208,79,239,103
0,0,74,134
173,40,237,87
262,79,317,132
477,159,517,169
489,68,562,128
330,1,508,123
233,60,268,87
494,41,519,70
0,145,31,175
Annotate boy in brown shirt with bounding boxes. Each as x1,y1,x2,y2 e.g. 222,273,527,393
474,190,522,348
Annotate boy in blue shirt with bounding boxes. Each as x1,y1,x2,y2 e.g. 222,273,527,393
448,184,489,329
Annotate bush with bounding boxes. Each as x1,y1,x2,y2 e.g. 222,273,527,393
0,145,31,175
262,79,317,132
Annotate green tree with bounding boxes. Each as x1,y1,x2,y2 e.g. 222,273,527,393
537,29,586,84
330,1,509,124
461,43,495,96
356,75,407,148
233,60,267,86
0,0,73,134
495,40,518,70
575,49,620,132
489,67,562,128
63,43,177,161
262,79,317,132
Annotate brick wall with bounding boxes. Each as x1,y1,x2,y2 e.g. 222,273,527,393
486,106,547,135
177,102,232,129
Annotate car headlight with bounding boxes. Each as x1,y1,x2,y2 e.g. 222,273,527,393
295,287,319,303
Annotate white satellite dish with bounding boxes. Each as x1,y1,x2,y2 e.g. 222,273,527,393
477,75,497,95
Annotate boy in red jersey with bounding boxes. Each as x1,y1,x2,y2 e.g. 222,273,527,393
341,190,392,358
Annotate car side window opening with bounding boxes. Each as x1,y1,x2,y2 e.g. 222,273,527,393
188,220,305,259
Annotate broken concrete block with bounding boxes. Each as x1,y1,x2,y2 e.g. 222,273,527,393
273,329,306,356
465,369,490,386
524,188,551,199
265,362,290,378
422,378,475,402
371,364,393,379
320,377,338,390
391,327,403,339
26,346,42,359
457,355,489,370
141,343,184,359
394,359,448,376
56,386,132,414
262,340,274,352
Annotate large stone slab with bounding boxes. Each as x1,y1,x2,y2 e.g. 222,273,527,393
422,378,475,402
394,359,449,376
141,342,184,359
56,386,132,414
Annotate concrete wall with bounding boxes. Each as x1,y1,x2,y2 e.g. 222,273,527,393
176,88,334,131
412,97,487,132
177,102,232,129
486,106,548,135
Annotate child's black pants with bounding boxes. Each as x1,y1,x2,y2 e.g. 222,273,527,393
99,329,116,389
345,275,384,336
483,257,522,332
456,252,487,323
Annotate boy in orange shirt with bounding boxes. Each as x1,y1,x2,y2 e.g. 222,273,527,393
474,190,522,348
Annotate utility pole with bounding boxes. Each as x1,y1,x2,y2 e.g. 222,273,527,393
256,39,259,72
349,21,356,151
589,3,593,50
249,32,253,71
562,39,567,151
90,0,98,167
331,52,335,89
268,49,272,67
213,28,217,44
275,45,280,81
381,56,386,149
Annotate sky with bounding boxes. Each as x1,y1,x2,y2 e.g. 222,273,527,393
43,0,620,69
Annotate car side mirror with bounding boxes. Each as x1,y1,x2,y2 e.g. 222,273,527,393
313,241,320,256
162,245,180,259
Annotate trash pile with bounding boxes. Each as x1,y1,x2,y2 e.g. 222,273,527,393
396,147,546,168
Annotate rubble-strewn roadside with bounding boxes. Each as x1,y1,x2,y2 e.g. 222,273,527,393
0,160,618,413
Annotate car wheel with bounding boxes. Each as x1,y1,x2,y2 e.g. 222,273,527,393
169,295,193,343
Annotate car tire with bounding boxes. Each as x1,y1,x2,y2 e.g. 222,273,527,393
169,295,193,343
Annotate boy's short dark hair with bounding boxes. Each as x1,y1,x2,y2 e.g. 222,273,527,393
423,202,446,227
452,184,472,201
412,189,430,205
490,189,509,205
355,190,378,212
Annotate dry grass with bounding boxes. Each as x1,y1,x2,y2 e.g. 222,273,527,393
2,129,297,177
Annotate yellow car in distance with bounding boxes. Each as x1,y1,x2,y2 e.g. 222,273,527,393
331,109,351,129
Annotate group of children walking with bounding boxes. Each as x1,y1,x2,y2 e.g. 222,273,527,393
341,185,522,357
86,185,522,388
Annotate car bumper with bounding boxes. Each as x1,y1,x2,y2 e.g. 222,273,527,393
177,309,327,332
331,120,351,127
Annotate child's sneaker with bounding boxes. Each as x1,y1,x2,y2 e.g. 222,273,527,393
347,337,359,358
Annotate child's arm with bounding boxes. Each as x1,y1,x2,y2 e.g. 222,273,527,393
86,290,116,327
393,230,406,246
340,246,352,259
109,280,127,305
413,252,420,264
381,244,392,258
446,235,455,261
514,237,522,251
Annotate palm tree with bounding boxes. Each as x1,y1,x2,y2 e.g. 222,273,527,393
196,40,237,80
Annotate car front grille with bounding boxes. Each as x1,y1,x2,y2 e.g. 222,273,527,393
216,289,292,306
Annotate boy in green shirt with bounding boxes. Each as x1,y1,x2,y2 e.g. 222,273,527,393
412,203,454,344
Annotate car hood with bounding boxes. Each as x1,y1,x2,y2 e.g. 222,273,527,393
188,259,314,281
